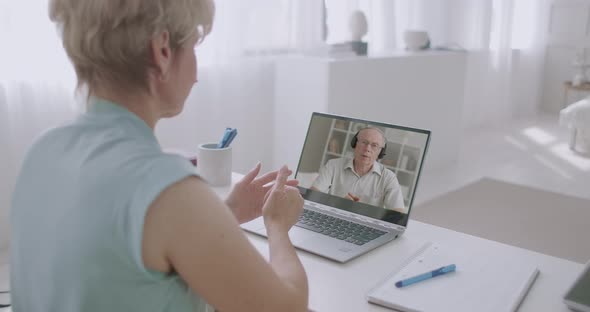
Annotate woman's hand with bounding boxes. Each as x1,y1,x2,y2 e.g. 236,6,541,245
225,163,299,224
262,166,304,232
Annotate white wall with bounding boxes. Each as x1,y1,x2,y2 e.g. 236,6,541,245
512,49,546,118
273,57,330,172
462,49,543,130
326,53,466,171
157,61,277,175
0,84,80,256
542,0,590,112
273,52,467,172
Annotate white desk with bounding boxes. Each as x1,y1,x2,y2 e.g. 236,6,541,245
213,173,583,312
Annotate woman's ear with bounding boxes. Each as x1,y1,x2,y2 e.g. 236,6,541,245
150,31,172,82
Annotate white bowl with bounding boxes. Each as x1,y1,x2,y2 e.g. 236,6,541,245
403,30,429,51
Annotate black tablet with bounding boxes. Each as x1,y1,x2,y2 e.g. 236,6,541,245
564,261,590,312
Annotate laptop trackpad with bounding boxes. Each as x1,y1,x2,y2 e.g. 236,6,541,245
242,219,316,246
258,226,317,246
288,226,318,245
259,225,318,245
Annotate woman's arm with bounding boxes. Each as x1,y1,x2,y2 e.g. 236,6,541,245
142,168,308,312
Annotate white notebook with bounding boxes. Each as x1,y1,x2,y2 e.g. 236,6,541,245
367,242,540,312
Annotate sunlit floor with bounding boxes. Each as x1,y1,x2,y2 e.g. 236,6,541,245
416,112,590,205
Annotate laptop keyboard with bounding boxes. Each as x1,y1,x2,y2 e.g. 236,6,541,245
295,209,387,245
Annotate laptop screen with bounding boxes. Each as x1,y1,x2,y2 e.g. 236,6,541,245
295,112,431,227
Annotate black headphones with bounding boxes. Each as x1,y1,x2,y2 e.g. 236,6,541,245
350,129,387,159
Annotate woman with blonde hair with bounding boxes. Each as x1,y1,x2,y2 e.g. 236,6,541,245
10,1,308,311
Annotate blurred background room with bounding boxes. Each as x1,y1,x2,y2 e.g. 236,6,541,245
2,0,590,283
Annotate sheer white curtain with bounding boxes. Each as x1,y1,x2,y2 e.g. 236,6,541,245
325,0,549,128
0,0,322,252
155,0,323,174
392,0,549,128
0,1,81,252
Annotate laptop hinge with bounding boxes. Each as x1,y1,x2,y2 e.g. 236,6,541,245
311,203,404,231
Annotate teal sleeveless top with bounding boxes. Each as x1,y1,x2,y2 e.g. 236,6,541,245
11,98,207,311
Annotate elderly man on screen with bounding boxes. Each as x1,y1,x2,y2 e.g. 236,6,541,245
311,127,406,211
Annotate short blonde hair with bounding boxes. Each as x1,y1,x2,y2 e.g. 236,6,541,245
49,0,214,93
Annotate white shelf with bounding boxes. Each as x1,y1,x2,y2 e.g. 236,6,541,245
331,128,349,134
394,168,417,174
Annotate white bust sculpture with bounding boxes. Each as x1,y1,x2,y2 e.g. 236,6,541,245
348,10,368,42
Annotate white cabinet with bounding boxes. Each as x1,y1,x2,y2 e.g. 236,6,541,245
273,52,466,175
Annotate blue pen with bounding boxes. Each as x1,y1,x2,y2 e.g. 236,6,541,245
395,264,456,288
222,128,238,148
218,127,232,148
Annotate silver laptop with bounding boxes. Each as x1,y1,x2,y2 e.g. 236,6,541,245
242,112,431,262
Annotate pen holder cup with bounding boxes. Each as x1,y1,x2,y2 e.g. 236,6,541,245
197,143,232,187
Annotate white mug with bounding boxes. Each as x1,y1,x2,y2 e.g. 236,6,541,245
197,143,232,186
